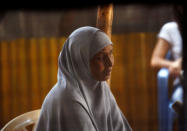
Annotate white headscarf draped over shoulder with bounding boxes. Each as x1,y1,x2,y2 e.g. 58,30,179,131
36,26,132,131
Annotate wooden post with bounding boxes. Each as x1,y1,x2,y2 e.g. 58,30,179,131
96,3,113,84
96,3,113,38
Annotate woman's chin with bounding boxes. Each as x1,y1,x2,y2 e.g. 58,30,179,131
94,74,111,81
103,75,111,81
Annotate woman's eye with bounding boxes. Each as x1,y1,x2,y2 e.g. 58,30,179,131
96,57,102,60
96,55,103,61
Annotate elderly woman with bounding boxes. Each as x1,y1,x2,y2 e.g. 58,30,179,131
35,26,132,131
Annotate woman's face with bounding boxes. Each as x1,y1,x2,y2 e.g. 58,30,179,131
90,45,114,81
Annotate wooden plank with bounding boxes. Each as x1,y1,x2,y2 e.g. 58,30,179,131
39,38,50,102
24,38,32,111
0,41,12,125
17,38,28,113
29,38,41,109
144,33,158,131
9,40,19,118
0,41,2,127
49,38,58,86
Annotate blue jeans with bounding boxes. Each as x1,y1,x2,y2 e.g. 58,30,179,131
171,84,183,104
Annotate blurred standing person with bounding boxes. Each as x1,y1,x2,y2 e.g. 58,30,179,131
151,5,184,112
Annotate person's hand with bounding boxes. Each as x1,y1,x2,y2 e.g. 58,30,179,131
168,58,182,78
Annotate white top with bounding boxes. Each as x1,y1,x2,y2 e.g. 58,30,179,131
158,21,182,60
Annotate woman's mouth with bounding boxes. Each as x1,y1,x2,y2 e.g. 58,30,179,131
104,69,112,76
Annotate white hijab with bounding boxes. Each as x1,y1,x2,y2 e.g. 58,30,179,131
35,26,132,131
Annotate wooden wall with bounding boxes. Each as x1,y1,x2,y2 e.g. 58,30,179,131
111,33,158,131
0,33,158,130
0,37,66,128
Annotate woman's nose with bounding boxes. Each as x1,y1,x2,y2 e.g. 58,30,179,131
105,55,113,67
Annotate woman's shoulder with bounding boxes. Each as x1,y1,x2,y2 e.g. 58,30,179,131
162,21,178,30
41,84,84,109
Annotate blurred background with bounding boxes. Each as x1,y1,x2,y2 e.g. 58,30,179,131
0,4,176,131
